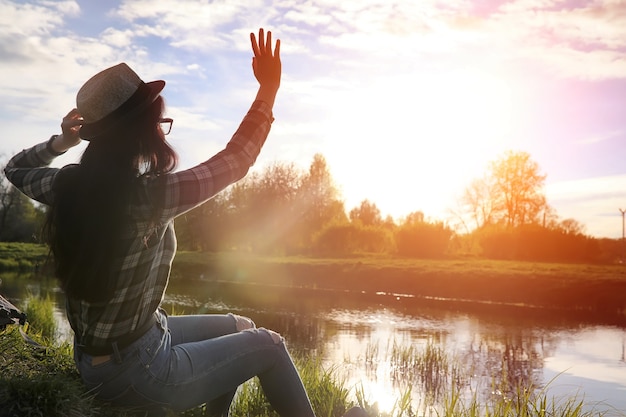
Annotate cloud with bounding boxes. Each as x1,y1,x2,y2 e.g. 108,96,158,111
38,0,80,17
546,174,626,237
578,129,625,145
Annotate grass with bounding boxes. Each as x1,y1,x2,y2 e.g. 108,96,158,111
1,321,620,417
172,250,626,316
0,242,48,272
4,243,626,315
1,244,625,416
24,293,57,340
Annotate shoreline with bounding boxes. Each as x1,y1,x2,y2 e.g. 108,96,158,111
172,251,626,323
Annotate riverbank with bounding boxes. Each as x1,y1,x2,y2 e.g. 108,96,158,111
1,323,612,417
172,251,626,321
2,243,626,319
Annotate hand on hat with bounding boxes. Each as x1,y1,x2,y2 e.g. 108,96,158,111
51,109,83,153
250,28,281,91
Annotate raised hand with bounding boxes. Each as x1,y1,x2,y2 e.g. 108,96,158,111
250,28,281,91
51,108,83,153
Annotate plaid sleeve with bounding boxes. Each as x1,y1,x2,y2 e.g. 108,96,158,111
3,136,64,205
153,100,274,221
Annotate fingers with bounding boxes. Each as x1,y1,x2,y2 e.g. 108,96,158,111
61,112,83,129
250,28,278,57
258,28,265,54
250,32,260,57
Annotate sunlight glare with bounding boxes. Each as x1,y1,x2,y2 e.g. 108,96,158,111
323,69,519,220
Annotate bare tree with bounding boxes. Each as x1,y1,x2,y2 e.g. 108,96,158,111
461,176,496,229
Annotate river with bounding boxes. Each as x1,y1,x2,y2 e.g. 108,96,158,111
1,272,625,416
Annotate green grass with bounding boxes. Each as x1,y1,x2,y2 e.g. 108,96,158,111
24,293,57,340
0,327,122,417
173,250,626,280
1,324,619,417
172,250,626,315
0,242,48,272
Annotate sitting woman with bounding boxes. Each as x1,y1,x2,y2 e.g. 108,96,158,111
5,27,366,417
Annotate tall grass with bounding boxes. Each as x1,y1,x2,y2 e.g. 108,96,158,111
438,382,603,417
0,298,619,417
25,293,57,341
230,355,354,417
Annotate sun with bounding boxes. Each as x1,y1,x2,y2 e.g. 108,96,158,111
322,69,519,220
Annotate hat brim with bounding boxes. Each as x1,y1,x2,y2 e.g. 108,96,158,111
79,80,165,140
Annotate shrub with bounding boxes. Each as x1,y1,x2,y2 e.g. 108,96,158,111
394,222,453,258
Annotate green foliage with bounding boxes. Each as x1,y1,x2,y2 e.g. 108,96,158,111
0,323,616,417
439,380,600,417
394,221,453,258
0,242,47,272
0,327,149,417
230,355,352,417
476,224,602,263
349,200,383,227
25,294,57,341
312,223,395,256
0,186,45,243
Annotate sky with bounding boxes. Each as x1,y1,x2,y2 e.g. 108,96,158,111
0,0,625,238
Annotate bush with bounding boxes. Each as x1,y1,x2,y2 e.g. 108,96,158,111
477,225,602,263
394,222,453,258
312,223,395,256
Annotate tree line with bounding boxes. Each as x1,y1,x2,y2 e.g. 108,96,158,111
1,152,623,263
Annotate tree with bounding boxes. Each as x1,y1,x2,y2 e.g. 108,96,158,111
1,158,46,242
297,154,347,246
462,151,548,230
244,162,303,253
395,213,453,258
490,150,547,227
349,199,382,226
0,186,42,242
461,177,495,229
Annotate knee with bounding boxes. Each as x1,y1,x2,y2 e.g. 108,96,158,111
260,328,283,344
233,314,256,331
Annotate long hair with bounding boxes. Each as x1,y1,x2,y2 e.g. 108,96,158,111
44,96,178,302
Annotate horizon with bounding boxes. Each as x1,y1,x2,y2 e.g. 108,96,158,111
1,0,625,238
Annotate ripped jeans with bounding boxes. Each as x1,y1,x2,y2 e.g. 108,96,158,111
74,311,316,417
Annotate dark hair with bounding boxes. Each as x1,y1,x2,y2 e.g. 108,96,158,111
44,96,178,302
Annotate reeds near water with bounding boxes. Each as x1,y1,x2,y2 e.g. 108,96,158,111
0,295,619,417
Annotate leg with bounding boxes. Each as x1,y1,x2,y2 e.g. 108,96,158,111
167,313,256,416
146,326,315,417
168,313,255,346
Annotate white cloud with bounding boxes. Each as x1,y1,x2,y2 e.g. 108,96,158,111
0,1,63,36
546,174,626,238
100,27,134,47
38,0,80,17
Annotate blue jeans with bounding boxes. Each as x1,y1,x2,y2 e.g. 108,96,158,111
74,312,316,417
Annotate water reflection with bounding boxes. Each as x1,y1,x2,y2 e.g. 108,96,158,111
1,273,625,415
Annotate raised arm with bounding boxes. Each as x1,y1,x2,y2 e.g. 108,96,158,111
151,28,282,221
3,109,83,205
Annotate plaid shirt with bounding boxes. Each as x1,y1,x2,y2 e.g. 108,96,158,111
4,100,273,350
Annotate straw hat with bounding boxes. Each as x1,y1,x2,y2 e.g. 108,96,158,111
76,63,165,140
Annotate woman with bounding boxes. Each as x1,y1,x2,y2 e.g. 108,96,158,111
5,28,358,417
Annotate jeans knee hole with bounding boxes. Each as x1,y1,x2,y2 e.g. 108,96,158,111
233,314,255,331
261,328,283,344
